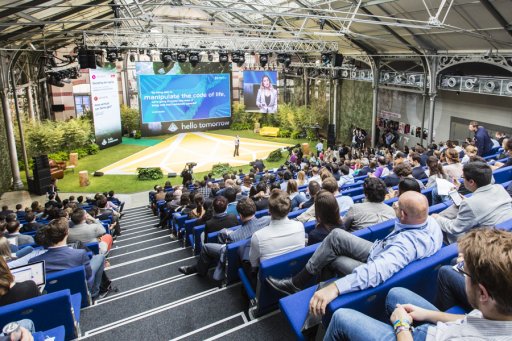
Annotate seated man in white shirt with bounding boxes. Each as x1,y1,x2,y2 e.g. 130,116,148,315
324,228,512,341
296,177,354,223
249,189,305,269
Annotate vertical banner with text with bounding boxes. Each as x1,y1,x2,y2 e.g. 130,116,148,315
89,66,122,149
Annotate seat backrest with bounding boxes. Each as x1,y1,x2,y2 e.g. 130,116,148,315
325,243,458,324
226,239,250,283
493,165,512,184
46,265,91,308
0,289,78,340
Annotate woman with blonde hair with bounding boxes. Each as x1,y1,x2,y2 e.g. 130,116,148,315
256,75,278,113
296,171,307,187
287,180,307,210
0,256,40,306
461,145,478,164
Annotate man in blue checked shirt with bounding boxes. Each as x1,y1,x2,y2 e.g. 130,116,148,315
267,191,443,317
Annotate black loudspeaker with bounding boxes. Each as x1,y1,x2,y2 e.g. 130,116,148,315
93,171,104,177
52,104,65,112
28,178,51,196
327,124,336,148
168,172,177,178
78,50,97,69
332,53,344,67
33,155,50,171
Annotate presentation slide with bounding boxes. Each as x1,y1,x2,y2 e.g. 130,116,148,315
89,65,122,149
243,71,278,113
139,73,231,123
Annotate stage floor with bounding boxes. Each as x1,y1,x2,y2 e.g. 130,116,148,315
99,132,290,175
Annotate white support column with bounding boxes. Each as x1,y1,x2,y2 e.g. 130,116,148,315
371,58,380,148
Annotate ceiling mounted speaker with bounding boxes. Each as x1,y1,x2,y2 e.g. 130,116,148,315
447,77,457,87
484,80,496,92
464,78,477,90
506,81,512,94
341,70,349,77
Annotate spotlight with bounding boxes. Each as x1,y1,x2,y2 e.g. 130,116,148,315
106,48,119,63
231,51,240,63
296,68,303,76
207,53,213,62
321,51,331,66
188,51,200,66
160,49,173,67
283,54,291,67
219,51,229,64
232,51,245,67
177,50,187,63
95,53,104,68
129,53,136,62
259,53,268,67
319,18,326,30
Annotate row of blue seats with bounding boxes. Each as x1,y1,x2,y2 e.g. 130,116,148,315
0,241,101,340
280,215,512,340
235,166,511,314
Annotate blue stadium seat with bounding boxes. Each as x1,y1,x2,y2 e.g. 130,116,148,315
279,243,458,340
46,265,91,308
0,289,81,341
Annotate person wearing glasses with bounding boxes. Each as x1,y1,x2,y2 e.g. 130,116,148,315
323,227,512,341
432,161,512,244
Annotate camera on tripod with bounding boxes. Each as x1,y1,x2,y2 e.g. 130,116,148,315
186,162,197,170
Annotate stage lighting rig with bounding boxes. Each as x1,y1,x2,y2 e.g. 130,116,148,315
188,51,200,66
177,50,188,63
321,51,331,66
106,48,121,63
160,49,173,67
232,51,245,67
231,51,240,63
219,51,229,64
259,53,268,68
277,53,292,67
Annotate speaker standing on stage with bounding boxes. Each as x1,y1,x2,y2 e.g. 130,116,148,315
234,135,240,157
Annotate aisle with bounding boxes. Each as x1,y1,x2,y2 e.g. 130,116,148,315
78,206,295,340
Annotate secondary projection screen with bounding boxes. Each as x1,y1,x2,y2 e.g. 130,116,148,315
243,70,278,113
136,62,232,136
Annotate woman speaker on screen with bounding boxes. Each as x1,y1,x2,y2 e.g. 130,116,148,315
256,75,277,113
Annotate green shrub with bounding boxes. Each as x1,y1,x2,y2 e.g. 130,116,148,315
85,143,100,155
266,149,283,162
48,151,69,161
211,163,237,177
291,130,302,139
230,122,251,131
137,167,163,180
134,131,142,139
278,129,291,138
121,105,141,134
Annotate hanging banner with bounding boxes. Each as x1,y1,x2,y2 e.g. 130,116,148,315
89,66,122,149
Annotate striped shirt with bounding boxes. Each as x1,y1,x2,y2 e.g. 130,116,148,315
427,309,512,340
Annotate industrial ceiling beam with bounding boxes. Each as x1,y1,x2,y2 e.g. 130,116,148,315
479,0,512,39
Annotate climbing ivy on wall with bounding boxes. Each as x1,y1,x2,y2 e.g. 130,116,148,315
338,80,373,144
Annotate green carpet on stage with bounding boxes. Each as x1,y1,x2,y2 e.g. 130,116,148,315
121,137,163,147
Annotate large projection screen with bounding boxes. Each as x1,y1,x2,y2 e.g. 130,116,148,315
243,70,278,113
136,62,232,136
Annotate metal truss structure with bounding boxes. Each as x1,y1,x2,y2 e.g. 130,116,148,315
82,32,339,53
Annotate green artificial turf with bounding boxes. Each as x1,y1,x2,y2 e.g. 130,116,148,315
19,130,309,194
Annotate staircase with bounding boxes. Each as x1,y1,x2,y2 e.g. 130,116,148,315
78,206,295,340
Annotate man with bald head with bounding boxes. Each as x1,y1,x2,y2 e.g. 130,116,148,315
267,191,443,317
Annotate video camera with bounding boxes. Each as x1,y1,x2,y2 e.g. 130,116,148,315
185,162,197,170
